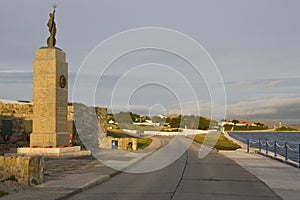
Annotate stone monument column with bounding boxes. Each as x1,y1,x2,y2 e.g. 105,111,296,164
30,6,69,147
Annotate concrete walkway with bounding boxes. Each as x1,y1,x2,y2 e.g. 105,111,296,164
220,150,300,200
69,140,281,200
222,132,300,200
0,137,162,200
1,135,300,200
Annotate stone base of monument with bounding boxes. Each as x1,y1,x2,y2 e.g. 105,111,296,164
30,132,71,148
17,146,91,158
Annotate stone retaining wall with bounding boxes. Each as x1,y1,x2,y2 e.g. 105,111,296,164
0,104,33,151
99,136,137,150
0,103,33,120
0,103,108,152
0,156,44,186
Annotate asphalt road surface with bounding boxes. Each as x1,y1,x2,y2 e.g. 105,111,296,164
68,137,281,200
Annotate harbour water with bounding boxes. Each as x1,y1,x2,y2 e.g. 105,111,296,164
228,132,300,163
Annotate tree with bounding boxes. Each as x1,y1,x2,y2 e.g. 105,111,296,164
152,116,166,124
169,115,181,128
181,115,199,129
129,112,140,122
232,119,239,124
198,117,210,130
254,122,264,127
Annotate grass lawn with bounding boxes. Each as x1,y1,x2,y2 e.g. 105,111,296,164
193,133,241,150
137,138,152,149
0,191,8,197
275,126,297,131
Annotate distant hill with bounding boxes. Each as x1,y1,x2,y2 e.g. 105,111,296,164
224,118,279,128
289,125,300,130
165,114,181,118
241,118,300,130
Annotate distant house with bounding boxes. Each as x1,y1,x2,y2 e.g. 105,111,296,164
235,121,255,126
133,119,160,126
157,115,167,119
218,121,234,126
235,122,246,126
218,120,256,127
108,120,115,124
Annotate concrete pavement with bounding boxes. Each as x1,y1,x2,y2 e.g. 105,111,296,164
1,135,300,200
0,137,162,200
69,139,281,200
220,148,300,200
222,131,300,200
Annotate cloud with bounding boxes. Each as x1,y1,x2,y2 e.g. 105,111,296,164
156,96,300,124
227,80,252,87
0,69,32,84
262,79,283,88
2,67,299,124
227,78,300,89
226,97,300,122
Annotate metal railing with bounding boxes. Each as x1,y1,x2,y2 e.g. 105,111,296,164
247,138,300,166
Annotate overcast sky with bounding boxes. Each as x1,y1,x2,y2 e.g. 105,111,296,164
1,0,300,124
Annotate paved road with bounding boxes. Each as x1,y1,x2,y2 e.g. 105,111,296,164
68,138,281,200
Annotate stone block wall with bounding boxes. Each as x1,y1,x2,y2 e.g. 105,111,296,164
0,104,33,151
71,103,108,150
0,103,108,152
96,107,108,137
98,137,112,149
100,136,137,150
0,155,44,186
0,103,33,120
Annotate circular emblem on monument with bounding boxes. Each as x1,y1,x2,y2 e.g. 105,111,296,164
59,75,66,88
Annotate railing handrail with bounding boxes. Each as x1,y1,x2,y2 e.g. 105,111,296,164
247,138,300,166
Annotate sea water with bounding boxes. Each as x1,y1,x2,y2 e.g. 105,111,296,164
228,132,300,163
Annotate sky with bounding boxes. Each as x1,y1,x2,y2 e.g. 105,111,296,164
0,0,300,124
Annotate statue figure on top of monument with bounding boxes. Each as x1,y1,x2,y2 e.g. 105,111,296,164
47,4,57,48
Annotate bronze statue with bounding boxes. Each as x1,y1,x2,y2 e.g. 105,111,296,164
47,5,57,48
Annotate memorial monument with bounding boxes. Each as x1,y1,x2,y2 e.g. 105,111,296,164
18,6,90,156
30,6,69,147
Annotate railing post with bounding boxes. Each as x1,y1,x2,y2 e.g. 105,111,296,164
259,139,261,152
285,142,288,161
266,140,269,155
274,140,277,157
247,139,249,153
298,144,300,166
